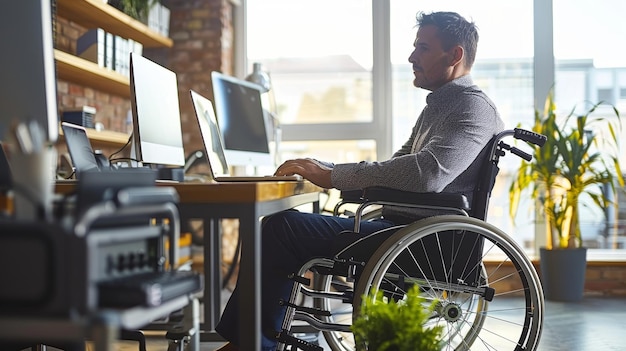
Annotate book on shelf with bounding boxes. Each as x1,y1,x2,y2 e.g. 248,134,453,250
76,28,106,67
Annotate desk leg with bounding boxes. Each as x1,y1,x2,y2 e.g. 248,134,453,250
185,297,201,351
237,210,262,351
203,218,223,331
91,313,118,351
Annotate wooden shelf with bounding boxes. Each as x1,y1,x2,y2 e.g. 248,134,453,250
56,0,173,48
55,49,130,97
53,0,172,148
58,125,130,149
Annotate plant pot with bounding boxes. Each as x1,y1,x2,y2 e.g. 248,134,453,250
539,247,587,302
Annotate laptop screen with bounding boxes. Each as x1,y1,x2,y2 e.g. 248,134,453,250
61,122,100,175
190,90,230,178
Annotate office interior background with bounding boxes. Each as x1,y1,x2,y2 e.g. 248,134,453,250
52,0,626,296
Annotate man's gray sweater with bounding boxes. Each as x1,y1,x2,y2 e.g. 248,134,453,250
330,75,505,219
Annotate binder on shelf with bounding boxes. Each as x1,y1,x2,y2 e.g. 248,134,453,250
130,38,143,56
104,32,114,69
114,35,128,76
146,3,170,37
76,28,106,67
159,5,170,37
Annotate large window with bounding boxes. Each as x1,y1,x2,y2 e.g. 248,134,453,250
553,0,626,252
242,0,626,257
246,0,373,125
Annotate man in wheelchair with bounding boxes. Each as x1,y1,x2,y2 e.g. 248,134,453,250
216,11,506,351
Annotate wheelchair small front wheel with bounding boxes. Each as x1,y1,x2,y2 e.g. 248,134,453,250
313,273,356,351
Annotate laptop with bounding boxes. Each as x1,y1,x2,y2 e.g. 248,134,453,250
61,121,101,177
189,89,301,182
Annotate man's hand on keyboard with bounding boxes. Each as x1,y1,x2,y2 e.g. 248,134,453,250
274,158,332,189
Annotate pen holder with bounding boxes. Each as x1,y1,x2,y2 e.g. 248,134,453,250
10,146,57,221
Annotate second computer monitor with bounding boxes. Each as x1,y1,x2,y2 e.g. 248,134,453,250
130,53,185,168
210,71,272,168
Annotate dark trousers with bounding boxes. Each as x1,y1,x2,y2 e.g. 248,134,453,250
215,209,397,350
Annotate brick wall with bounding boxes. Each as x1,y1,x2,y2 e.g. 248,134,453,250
163,0,235,164
487,261,626,298
583,262,626,296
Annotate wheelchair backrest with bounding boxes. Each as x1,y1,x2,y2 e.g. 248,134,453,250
470,128,546,221
469,136,500,221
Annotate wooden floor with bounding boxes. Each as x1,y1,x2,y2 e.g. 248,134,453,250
35,296,626,351
105,296,625,351
537,297,626,351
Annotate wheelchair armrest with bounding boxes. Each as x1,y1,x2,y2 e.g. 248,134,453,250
339,189,365,202
361,186,471,211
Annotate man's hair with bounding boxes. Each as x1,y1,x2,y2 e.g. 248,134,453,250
416,11,479,68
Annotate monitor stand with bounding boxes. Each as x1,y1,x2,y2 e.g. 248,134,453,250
156,166,185,182
129,133,184,182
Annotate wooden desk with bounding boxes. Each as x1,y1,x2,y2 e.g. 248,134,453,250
171,181,320,350
57,180,321,350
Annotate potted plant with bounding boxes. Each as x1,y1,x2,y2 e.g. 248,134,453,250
509,91,623,301
351,284,443,351
109,0,159,21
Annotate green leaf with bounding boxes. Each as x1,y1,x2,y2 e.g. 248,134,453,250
352,285,444,351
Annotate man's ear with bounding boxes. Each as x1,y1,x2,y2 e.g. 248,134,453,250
448,45,464,67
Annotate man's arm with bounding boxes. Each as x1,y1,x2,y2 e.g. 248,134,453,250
331,96,502,193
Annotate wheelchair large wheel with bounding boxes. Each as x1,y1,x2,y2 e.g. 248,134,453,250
353,215,544,351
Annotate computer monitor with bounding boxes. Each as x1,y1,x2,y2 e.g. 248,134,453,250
0,0,58,144
210,71,273,168
129,52,185,167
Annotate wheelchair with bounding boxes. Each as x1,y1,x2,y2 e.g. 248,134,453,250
276,128,546,351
